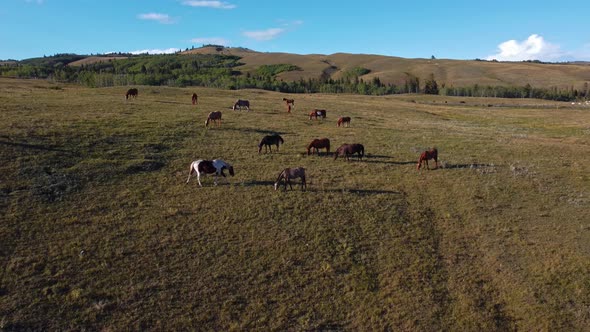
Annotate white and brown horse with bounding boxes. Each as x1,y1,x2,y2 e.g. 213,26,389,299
274,167,306,191
186,159,234,186
205,111,222,127
233,99,250,111
309,109,327,120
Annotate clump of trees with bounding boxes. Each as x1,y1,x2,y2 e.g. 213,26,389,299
1,53,588,102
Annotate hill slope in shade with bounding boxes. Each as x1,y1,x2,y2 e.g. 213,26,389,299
182,46,590,88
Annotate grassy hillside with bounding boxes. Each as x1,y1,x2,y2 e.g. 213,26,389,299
183,46,590,88
1,78,590,330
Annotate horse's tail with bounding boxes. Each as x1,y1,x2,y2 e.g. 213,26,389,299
279,136,284,144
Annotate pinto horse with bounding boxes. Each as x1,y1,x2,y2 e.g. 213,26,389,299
192,93,198,105
337,116,351,127
309,109,327,120
258,134,284,154
417,147,438,170
274,167,306,191
186,159,234,187
307,138,330,156
125,88,138,100
205,111,222,127
334,143,364,161
233,99,250,111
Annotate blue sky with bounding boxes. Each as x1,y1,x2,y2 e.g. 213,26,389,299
2,0,590,61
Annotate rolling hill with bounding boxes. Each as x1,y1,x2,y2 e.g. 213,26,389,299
181,46,590,88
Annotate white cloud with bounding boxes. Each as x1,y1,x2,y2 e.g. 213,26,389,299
182,1,236,9
243,28,285,41
190,37,230,46
486,34,563,61
138,13,176,24
130,48,181,55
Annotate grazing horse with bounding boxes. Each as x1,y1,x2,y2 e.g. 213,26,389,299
417,147,438,170
258,134,284,154
307,138,330,156
334,143,364,161
233,99,250,111
186,159,234,187
337,116,351,127
274,167,306,191
205,111,222,127
125,88,138,100
192,93,198,105
309,109,327,120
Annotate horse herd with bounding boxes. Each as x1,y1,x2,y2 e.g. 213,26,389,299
125,88,439,190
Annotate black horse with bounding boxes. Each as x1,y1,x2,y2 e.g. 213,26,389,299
258,134,284,154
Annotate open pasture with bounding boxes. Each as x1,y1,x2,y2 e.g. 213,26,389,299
1,78,590,330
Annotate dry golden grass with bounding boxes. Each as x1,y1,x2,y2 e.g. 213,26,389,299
1,78,590,330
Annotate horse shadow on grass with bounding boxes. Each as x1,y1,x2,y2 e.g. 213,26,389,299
443,163,497,169
363,154,416,165
0,139,72,153
222,127,295,136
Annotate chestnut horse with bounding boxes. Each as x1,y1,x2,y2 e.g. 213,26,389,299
125,88,138,100
274,167,306,191
337,116,351,127
417,148,438,170
205,111,222,127
309,109,327,120
283,98,295,112
186,159,234,187
192,93,198,105
307,138,330,156
334,143,364,161
233,99,250,111
258,134,284,154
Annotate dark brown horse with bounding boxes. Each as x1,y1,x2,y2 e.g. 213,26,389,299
417,147,438,170
233,99,250,111
274,167,306,191
337,116,351,127
192,93,198,105
258,134,284,154
334,143,364,161
309,109,327,120
205,111,222,127
307,138,330,156
125,88,138,100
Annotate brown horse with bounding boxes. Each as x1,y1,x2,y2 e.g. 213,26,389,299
192,93,198,105
309,109,327,120
205,111,222,127
125,88,138,100
334,143,364,161
337,116,351,127
274,167,306,191
258,134,284,154
417,147,438,170
283,98,295,113
307,138,330,156
233,99,250,111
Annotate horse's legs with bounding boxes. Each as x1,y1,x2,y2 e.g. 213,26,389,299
197,172,203,187
186,162,195,183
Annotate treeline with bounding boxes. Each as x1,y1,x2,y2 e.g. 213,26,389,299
1,53,588,101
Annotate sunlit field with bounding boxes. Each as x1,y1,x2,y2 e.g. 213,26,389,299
1,78,589,330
